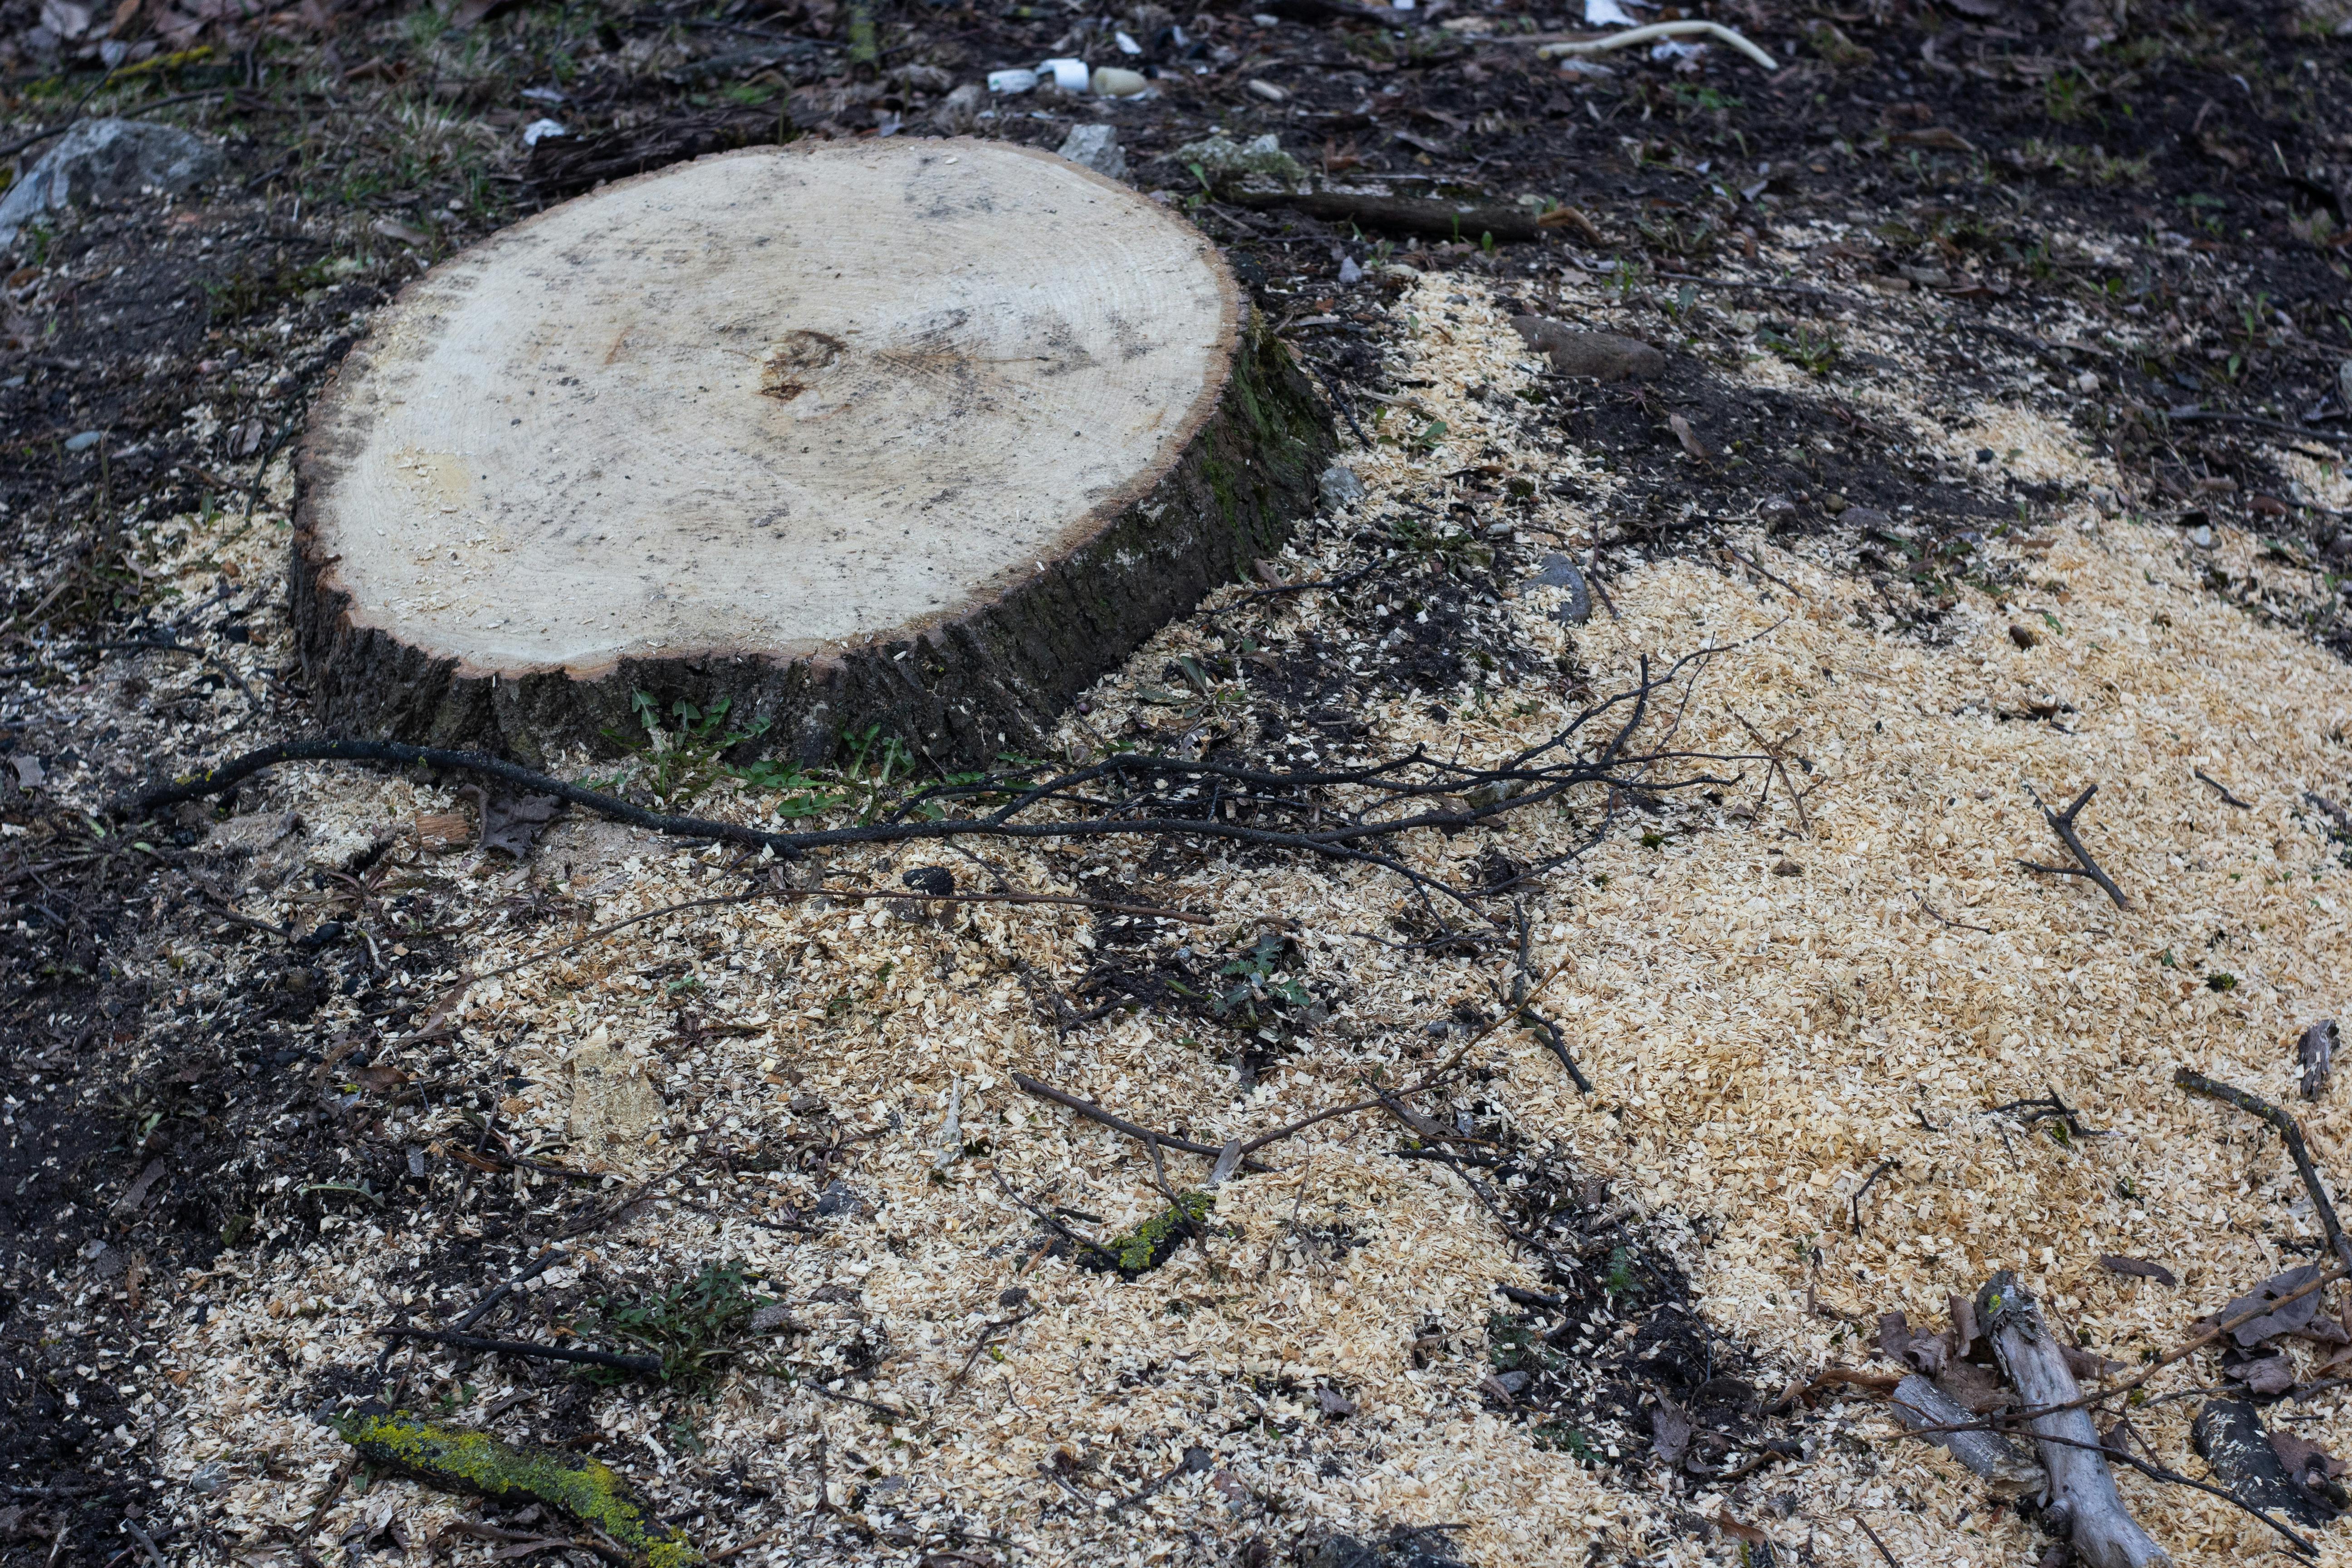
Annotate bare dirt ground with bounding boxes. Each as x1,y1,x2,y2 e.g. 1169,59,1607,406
8,0,2352,1564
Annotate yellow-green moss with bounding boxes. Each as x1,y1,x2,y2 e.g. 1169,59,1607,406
333,1413,700,1568
1092,1191,1214,1276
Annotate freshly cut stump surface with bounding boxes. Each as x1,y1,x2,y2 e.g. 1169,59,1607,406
292,140,1329,766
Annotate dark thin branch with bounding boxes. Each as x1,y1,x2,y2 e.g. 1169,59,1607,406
373,1328,664,1378
448,1245,567,1333
1850,1159,1899,1236
2194,768,2252,809
2176,1069,2352,1270
1852,1516,1902,1568
1910,890,1992,934
1009,1072,1276,1173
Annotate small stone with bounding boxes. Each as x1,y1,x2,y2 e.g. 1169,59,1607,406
2075,370,2100,393
2187,524,2216,549
1318,462,1366,509
932,81,984,133
1506,315,1665,381
1090,66,1149,98
187,1461,230,1495
1170,132,1305,189
1054,123,1127,181
1523,553,1591,625
2008,624,2038,649
1773,858,1804,877
814,1180,872,1219
0,118,222,247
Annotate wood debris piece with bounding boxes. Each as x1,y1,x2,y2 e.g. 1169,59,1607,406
1891,1373,2047,1497
2191,1399,2337,1526
1975,1269,2171,1566
332,1413,700,1568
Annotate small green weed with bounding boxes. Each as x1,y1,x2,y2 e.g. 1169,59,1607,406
1214,933,1312,1024
1759,324,1839,375
570,1260,778,1387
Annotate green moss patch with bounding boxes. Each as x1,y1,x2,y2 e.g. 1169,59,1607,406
332,1413,701,1568
1082,1191,1215,1277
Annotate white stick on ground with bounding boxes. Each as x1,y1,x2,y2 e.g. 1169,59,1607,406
1975,1271,2171,1568
1535,21,1780,69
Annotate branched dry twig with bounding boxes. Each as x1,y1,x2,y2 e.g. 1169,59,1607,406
2018,781,2128,908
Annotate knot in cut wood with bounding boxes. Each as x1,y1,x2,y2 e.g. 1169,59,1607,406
292,140,1330,767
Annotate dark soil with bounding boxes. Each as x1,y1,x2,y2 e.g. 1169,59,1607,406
3,0,2351,1559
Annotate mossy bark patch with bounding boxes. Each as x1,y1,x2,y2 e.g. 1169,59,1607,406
333,1412,701,1568
1083,1191,1215,1277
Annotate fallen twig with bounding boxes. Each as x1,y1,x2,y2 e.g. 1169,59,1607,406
1910,891,1993,934
1852,1516,1902,1568
448,1245,566,1333
1509,905,1590,1092
1850,1158,1899,1236
118,1518,167,1568
2018,781,2128,909
373,1327,664,1378
1009,1073,1275,1173
2175,1070,2352,1269
2030,1426,2315,1557
1897,1262,2348,1435
112,651,1754,914
2194,769,2252,809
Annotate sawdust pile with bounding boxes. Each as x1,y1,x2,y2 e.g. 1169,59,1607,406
134,273,2352,1567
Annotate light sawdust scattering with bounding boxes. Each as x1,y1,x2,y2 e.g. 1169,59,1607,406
135,274,2352,1568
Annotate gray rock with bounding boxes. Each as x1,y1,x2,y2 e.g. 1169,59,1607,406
1318,461,1366,509
187,1461,230,1496
2186,524,2216,549
931,82,983,135
1523,553,1591,625
1170,132,1304,190
1055,122,1127,182
0,118,221,247
814,1179,872,1219
1508,315,1666,381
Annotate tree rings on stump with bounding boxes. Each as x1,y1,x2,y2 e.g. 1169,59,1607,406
292,139,1331,767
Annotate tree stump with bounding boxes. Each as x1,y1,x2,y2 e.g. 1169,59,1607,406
292,140,1330,768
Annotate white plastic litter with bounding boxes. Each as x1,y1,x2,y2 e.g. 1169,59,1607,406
1041,56,1091,92
987,66,1039,93
521,118,567,146
1114,28,1142,52
1337,255,1362,284
1584,0,1637,26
